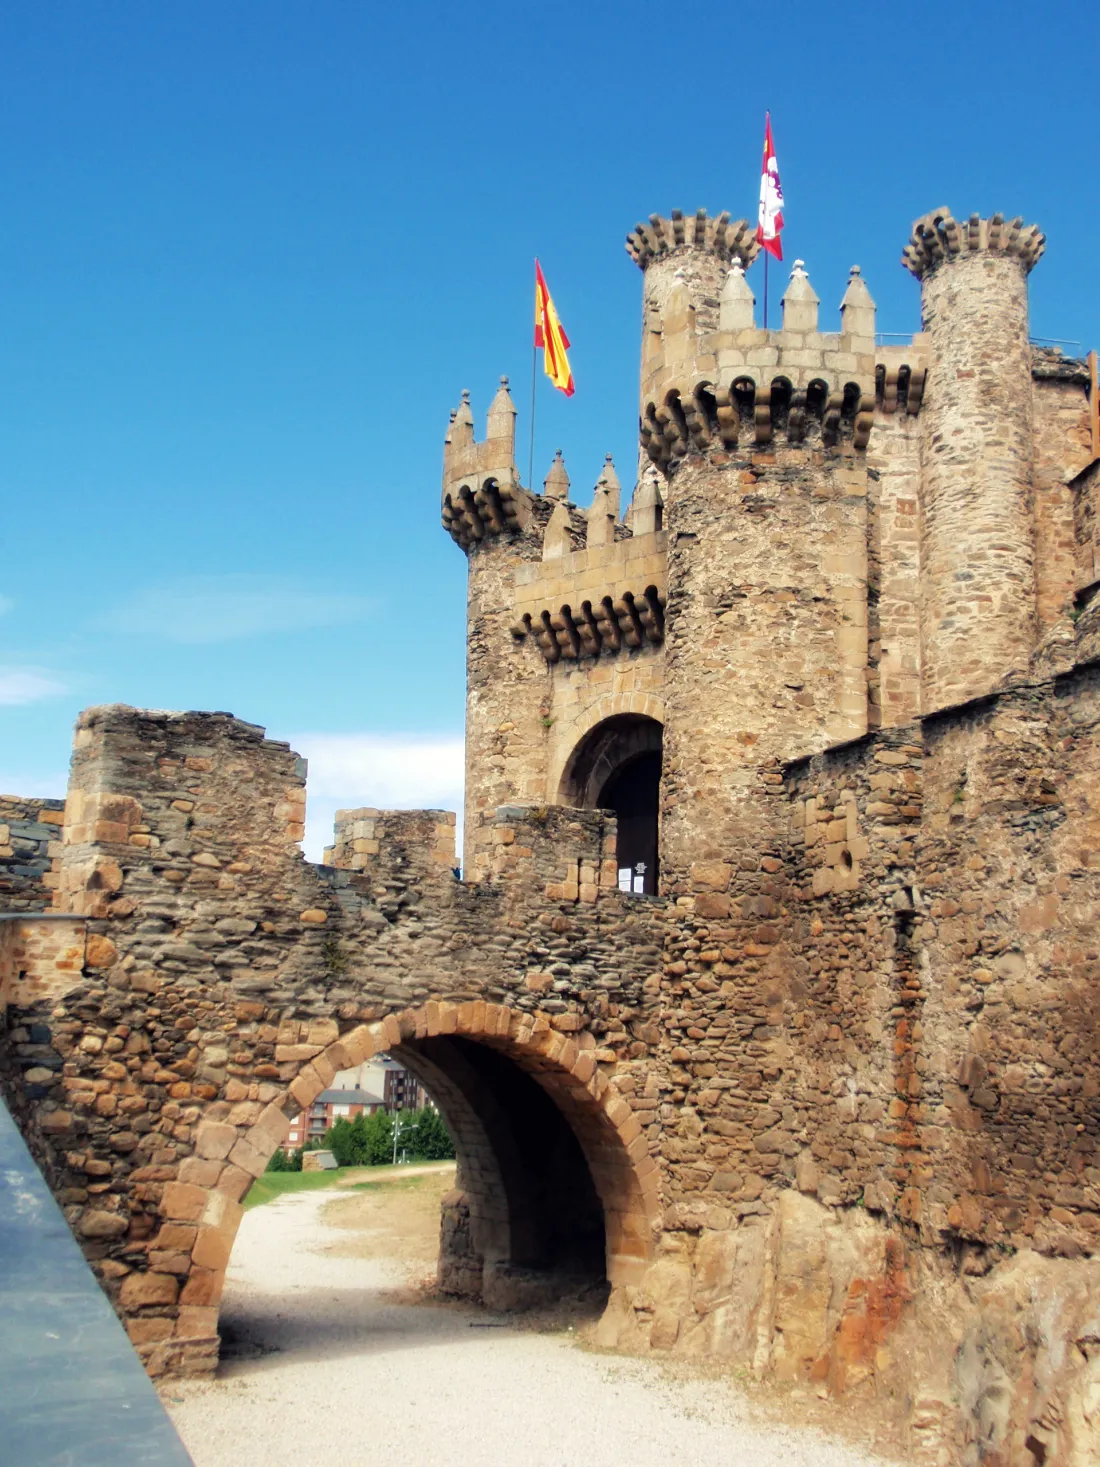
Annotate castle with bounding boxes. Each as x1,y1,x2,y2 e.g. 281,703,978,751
2,201,1099,1466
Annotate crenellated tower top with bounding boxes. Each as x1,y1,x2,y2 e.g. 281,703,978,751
625,210,759,271
902,207,1045,279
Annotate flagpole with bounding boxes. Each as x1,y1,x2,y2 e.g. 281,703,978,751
529,343,537,491
763,250,769,331
529,259,537,490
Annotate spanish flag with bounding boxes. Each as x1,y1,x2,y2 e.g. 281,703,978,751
534,259,574,397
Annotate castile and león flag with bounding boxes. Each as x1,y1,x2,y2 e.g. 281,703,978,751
756,111,785,328
756,111,785,261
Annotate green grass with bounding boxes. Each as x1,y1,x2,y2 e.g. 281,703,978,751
242,1169,347,1210
242,1160,454,1210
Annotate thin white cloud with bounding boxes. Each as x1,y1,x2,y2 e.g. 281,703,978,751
0,668,67,705
291,732,465,862
0,595,13,617
98,574,373,645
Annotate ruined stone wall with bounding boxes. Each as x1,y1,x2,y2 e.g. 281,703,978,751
0,793,64,910
915,667,1100,1260
784,730,925,1222
3,674,1100,1459
2,706,670,1375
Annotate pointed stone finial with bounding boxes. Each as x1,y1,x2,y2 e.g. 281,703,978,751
781,261,820,333
586,455,621,547
544,448,570,502
542,498,572,560
840,265,876,344
486,374,517,448
449,389,474,448
628,466,664,537
719,261,756,331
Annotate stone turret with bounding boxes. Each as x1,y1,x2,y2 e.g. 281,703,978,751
441,380,530,551
904,208,1044,710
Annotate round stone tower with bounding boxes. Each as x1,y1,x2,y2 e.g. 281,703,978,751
627,211,876,896
903,208,1045,711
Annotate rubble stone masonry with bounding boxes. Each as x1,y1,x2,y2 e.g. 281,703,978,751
3,197,1100,1466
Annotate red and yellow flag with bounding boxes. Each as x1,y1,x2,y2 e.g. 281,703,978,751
534,259,574,397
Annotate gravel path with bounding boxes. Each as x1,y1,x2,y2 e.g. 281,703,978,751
163,1186,900,1467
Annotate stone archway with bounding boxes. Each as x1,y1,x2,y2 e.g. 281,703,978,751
557,712,663,895
153,999,660,1369
548,691,665,803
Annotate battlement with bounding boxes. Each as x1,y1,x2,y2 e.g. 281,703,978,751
874,339,929,416
902,207,1045,279
626,210,759,270
505,452,667,662
639,260,881,463
470,804,619,901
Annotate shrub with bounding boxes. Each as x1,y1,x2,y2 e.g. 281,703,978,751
265,1146,304,1173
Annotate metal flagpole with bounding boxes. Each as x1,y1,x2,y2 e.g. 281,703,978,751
529,344,537,490
529,259,538,490
763,250,769,330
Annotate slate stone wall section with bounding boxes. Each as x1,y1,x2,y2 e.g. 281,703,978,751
0,794,64,910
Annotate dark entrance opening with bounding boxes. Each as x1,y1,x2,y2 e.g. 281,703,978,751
598,750,660,895
394,1036,609,1311
558,713,663,897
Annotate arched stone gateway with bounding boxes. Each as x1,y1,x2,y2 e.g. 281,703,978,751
558,712,664,896
160,999,659,1368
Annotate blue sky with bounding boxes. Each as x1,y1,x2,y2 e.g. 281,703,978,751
2,1,1097,856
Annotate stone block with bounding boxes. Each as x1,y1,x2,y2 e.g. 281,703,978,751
120,1271,180,1309
126,1318,175,1345
78,1208,128,1239
175,1305,219,1340
194,1120,237,1160
191,1225,233,1272
162,1182,211,1223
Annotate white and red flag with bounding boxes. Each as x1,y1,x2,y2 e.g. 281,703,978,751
756,112,785,261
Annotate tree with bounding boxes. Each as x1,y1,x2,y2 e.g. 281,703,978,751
362,1107,394,1165
326,1115,359,1167
392,1106,455,1162
321,1105,454,1168
405,1106,455,1160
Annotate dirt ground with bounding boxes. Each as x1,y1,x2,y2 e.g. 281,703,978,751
321,1163,455,1272
162,1165,903,1467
